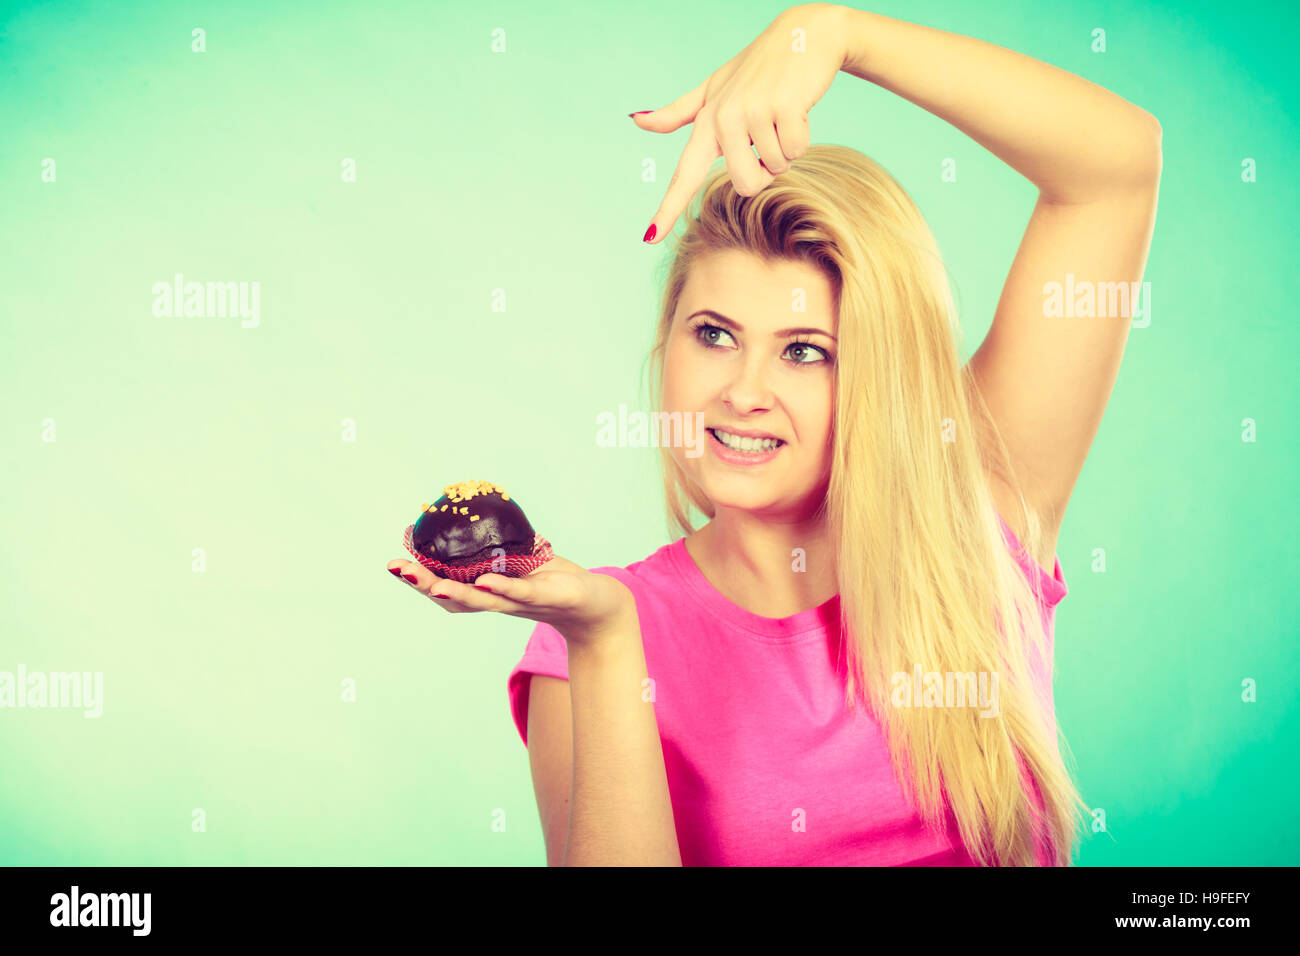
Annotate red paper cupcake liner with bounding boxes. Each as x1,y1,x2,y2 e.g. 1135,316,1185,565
403,525,555,583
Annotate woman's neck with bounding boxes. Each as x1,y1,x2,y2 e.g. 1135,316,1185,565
684,513,838,619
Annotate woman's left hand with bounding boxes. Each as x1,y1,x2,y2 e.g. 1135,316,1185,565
632,2,848,244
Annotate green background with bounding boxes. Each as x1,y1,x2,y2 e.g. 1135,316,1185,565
1,0,1295,866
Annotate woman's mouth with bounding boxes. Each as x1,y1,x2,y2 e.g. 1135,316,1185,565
707,428,786,465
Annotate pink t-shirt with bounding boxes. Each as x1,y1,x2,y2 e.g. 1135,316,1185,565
506,513,1067,866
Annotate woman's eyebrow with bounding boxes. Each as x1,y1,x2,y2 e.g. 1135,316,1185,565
686,309,837,342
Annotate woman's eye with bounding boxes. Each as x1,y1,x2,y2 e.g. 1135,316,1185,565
694,323,736,348
786,342,831,365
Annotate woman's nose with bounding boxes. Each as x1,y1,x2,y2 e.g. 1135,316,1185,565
721,359,776,413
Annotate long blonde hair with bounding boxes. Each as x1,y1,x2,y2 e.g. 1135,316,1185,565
646,144,1090,866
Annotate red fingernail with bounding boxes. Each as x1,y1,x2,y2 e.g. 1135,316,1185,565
629,110,651,117
643,223,657,243
388,567,403,577
474,585,493,592
401,573,419,584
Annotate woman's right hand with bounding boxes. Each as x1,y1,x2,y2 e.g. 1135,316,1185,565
385,554,636,650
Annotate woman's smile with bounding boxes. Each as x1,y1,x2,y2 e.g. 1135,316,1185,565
707,426,787,465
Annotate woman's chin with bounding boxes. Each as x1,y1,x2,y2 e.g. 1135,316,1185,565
696,480,785,513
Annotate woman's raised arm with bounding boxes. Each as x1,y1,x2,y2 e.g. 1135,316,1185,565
835,8,1161,531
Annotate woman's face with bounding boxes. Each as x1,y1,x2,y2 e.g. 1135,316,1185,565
663,249,837,519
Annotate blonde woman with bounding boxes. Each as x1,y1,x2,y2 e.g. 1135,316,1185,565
387,4,1160,866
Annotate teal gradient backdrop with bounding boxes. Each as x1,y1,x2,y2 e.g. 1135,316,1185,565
1,0,1296,865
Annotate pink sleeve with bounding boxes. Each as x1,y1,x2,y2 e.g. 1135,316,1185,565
506,620,569,748
995,512,1068,609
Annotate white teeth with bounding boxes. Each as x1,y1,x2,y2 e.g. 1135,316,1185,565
713,429,782,453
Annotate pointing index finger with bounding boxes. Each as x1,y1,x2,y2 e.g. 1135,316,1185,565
644,123,721,245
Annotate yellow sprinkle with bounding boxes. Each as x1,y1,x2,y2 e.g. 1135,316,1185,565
470,515,480,522
419,503,429,512
441,479,509,505
440,505,448,511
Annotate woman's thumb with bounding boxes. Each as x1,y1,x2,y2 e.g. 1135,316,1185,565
473,572,536,603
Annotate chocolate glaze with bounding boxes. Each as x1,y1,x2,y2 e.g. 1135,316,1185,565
412,490,535,566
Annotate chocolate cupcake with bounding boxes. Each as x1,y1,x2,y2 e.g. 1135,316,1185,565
402,479,554,582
